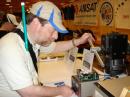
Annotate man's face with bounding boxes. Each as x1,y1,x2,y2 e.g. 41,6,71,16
36,23,58,46
29,18,58,46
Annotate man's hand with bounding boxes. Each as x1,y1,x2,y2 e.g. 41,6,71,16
78,33,95,45
73,33,95,47
59,85,74,97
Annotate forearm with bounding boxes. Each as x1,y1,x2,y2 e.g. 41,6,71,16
34,85,62,97
52,33,94,53
17,85,62,97
52,39,81,53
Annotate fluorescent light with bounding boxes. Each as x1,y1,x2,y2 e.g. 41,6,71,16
5,3,10,5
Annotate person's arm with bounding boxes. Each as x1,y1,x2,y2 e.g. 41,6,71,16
52,33,95,53
17,85,73,97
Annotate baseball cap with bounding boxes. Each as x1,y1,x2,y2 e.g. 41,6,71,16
6,14,19,26
30,1,68,33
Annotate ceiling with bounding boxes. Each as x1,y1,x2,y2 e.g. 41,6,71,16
0,0,74,13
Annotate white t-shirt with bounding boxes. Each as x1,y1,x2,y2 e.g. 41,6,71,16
0,24,56,97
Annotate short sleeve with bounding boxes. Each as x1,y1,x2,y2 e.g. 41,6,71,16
40,42,56,54
0,34,34,90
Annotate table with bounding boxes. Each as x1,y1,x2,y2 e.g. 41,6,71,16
38,53,82,86
94,76,130,97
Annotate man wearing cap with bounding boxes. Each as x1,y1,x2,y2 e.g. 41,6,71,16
0,1,94,97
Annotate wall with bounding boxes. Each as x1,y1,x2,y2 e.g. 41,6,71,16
62,0,130,44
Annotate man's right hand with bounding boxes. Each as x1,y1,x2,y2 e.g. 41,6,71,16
59,85,74,97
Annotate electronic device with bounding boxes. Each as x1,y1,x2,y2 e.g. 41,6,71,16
72,74,99,97
101,32,128,76
71,48,99,97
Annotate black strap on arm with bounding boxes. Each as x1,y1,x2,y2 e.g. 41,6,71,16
13,29,38,72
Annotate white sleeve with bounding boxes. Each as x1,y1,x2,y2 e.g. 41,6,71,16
40,42,56,54
0,34,33,90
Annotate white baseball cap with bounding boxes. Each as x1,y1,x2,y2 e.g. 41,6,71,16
30,1,68,33
6,14,19,26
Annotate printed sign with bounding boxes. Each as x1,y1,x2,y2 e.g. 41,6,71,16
115,0,130,29
74,0,98,26
100,1,113,26
81,49,94,73
99,0,114,26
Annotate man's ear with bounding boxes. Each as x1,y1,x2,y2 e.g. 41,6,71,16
32,18,40,24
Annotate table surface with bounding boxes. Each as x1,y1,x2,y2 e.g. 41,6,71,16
96,76,130,97
38,52,105,84
38,55,82,86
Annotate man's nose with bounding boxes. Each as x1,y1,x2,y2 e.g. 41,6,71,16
52,31,58,40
